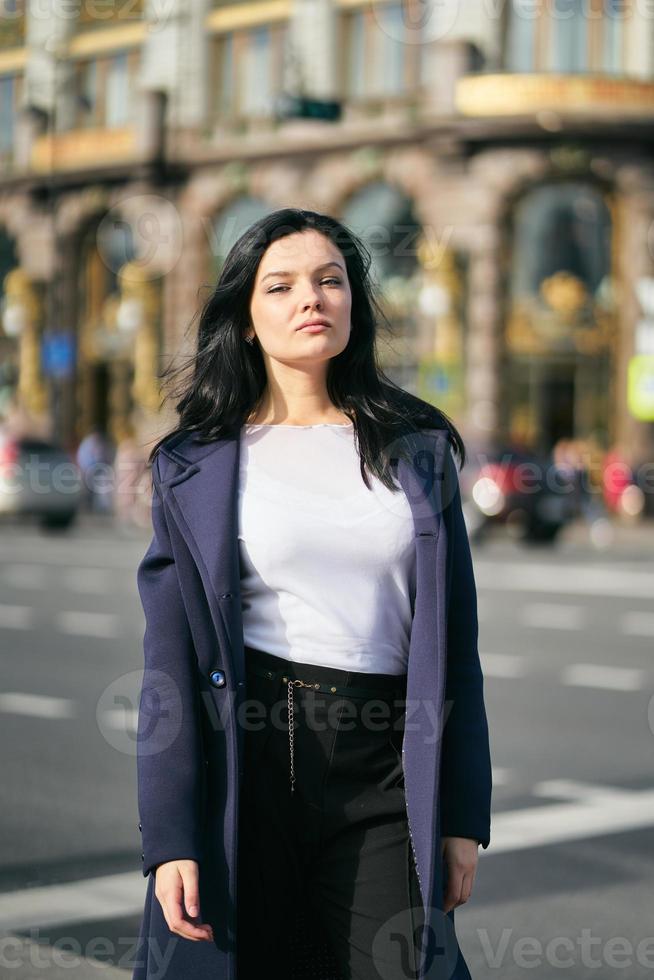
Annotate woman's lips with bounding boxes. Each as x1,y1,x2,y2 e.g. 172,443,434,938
298,323,329,333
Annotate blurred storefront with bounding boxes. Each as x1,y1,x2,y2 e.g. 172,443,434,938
502,181,617,453
0,0,652,465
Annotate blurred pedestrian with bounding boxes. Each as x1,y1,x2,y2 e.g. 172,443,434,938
76,427,115,514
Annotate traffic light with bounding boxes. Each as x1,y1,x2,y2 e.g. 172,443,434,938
275,93,342,122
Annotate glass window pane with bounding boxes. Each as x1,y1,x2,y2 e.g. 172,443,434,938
378,4,405,94
79,60,97,125
242,26,271,116
348,11,365,97
0,77,14,152
106,52,129,127
551,0,587,72
219,35,234,116
603,0,624,73
505,0,537,71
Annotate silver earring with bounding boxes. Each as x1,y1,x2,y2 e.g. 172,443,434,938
245,335,254,345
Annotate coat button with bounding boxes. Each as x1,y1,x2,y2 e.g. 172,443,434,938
138,822,142,831
141,852,145,861
209,669,226,688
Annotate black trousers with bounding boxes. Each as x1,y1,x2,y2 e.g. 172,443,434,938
236,644,425,980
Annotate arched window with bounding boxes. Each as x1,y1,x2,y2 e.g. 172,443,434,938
341,181,421,287
510,183,611,303
208,196,274,282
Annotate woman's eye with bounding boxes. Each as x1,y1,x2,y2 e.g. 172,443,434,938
268,278,341,294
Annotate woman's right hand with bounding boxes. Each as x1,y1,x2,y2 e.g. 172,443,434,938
154,860,214,942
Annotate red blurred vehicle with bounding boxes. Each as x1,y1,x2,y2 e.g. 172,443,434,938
602,448,646,519
460,447,582,544
0,432,82,529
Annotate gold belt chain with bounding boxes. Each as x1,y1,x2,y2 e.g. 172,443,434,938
285,677,321,794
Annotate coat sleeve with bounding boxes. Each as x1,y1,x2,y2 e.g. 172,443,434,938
136,452,205,877
438,440,492,849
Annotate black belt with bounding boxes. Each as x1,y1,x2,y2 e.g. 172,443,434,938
247,662,406,702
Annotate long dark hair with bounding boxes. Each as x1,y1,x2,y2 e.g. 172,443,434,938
148,207,466,490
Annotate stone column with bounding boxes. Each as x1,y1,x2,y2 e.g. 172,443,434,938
464,227,501,450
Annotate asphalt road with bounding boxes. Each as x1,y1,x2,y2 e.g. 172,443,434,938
0,516,652,978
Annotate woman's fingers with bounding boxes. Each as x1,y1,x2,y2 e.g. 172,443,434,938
441,838,478,913
179,863,202,919
155,861,214,942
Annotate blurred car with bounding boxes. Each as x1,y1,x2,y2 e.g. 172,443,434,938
0,433,82,529
460,447,582,544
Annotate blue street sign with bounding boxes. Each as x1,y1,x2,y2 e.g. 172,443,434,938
42,331,75,379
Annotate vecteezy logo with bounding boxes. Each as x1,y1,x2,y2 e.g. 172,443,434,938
372,904,459,979
96,669,182,757
368,0,459,47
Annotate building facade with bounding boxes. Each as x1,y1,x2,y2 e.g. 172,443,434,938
1,0,653,464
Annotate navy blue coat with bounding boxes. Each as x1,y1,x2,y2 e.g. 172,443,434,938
132,424,491,980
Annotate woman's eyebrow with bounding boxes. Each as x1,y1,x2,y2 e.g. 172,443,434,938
261,261,344,283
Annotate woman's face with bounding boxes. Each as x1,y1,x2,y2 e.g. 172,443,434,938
248,229,352,367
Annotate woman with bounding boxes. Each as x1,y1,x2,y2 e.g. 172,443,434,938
132,208,491,980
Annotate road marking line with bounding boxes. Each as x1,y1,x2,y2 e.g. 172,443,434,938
0,871,145,931
55,611,119,638
0,935,130,979
3,565,46,589
480,653,526,678
561,663,645,691
475,562,654,599
0,693,76,719
488,780,654,853
0,604,33,629
621,611,654,638
491,767,513,786
521,603,584,630
63,568,112,593
101,707,139,731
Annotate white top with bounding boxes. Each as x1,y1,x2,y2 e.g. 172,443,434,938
237,421,416,675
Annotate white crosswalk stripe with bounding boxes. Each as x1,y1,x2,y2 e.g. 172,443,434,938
488,780,654,853
0,604,33,629
0,693,76,719
620,611,654,638
480,653,526,678
520,602,584,630
474,561,654,599
561,663,646,691
55,610,119,638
